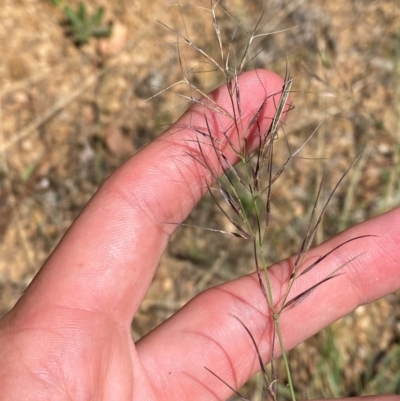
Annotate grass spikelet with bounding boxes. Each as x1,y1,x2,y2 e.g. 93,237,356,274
155,1,371,400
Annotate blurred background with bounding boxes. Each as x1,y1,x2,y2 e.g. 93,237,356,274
0,0,399,399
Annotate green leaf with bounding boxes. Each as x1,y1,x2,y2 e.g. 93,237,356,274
91,6,105,26
91,26,112,38
64,5,82,28
77,2,87,21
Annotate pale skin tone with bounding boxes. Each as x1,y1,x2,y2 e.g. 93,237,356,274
0,70,399,401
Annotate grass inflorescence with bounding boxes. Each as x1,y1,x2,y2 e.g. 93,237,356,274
155,1,371,400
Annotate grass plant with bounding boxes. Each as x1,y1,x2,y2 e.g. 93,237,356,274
153,1,371,400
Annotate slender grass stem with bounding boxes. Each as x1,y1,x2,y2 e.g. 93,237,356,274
274,317,296,401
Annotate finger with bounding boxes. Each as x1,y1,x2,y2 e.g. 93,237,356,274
12,70,286,323
137,207,400,401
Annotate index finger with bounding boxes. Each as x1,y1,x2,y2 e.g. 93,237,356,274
14,69,286,323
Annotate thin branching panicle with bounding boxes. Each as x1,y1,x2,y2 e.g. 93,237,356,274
155,2,369,400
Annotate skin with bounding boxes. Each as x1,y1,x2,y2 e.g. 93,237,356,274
0,69,399,401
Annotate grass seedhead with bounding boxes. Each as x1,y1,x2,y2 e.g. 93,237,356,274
156,1,372,399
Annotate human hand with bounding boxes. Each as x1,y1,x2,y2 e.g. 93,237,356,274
0,70,399,401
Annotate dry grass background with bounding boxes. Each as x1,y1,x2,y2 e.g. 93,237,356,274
0,0,399,399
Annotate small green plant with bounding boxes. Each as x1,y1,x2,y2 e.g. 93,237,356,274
63,2,111,46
